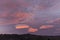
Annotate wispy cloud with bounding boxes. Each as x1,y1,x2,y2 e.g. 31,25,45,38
40,25,54,29
47,18,60,24
16,24,30,29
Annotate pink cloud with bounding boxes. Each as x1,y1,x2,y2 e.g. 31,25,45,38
16,24,30,29
28,27,38,33
40,25,54,29
0,12,34,25
46,18,60,24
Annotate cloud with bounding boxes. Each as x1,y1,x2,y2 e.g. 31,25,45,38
56,28,60,30
32,5,46,11
46,18,60,24
49,2,60,13
53,28,60,34
53,18,60,23
0,12,34,25
0,0,35,26
40,25,54,29
16,24,30,29
28,27,38,33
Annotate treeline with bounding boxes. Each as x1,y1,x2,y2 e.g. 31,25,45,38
0,34,60,40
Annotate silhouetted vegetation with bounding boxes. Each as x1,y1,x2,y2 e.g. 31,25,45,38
0,34,60,40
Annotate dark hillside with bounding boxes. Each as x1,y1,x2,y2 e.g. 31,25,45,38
0,34,60,40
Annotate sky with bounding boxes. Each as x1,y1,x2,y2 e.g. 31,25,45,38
0,0,60,36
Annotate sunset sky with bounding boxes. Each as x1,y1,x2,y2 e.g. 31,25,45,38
0,0,60,36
